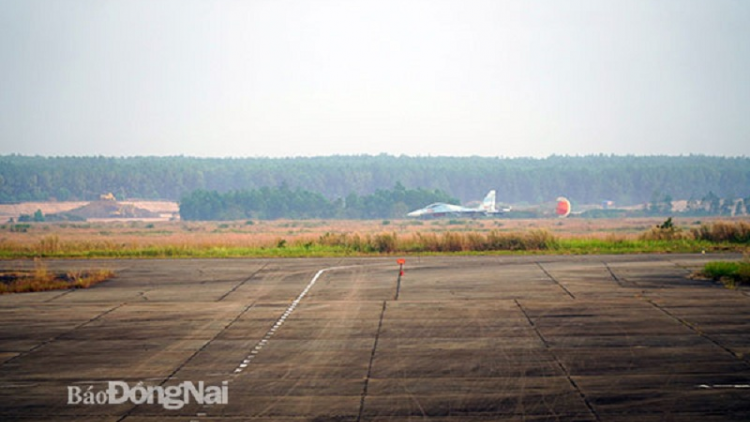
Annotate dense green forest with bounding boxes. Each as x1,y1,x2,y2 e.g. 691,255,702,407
179,185,750,220
1,155,748,207
179,183,457,220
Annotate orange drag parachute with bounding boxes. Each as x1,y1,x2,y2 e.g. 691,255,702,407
556,197,571,218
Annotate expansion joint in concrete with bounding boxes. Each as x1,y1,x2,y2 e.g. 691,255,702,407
514,299,601,422
358,300,387,422
217,262,269,302
536,262,576,299
646,299,750,368
603,262,627,288
1,302,125,368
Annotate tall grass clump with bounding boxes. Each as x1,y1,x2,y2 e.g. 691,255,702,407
37,235,61,255
406,230,557,252
525,229,558,250
485,231,527,251
440,232,466,252
372,232,398,253
316,232,371,253
691,221,750,243
485,229,557,251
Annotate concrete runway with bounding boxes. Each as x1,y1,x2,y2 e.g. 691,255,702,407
0,254,749,421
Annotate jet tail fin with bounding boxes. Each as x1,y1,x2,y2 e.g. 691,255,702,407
481,190,496,212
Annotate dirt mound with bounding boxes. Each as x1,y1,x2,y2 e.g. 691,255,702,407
57,201,160,220
0,200,179,221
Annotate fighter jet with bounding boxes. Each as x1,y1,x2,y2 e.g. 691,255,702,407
407,190,510,219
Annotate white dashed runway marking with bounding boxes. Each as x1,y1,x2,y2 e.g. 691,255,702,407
231,265,357,375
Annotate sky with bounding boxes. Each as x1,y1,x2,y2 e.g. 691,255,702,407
1,0,749,158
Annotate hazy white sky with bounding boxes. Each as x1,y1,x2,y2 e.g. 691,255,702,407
1,0,748,158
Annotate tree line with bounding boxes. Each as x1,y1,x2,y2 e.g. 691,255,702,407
179,183,457,220
1,154,748,206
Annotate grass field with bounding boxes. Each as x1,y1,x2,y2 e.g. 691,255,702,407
0,216,748,258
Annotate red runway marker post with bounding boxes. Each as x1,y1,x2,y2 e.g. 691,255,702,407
397,258,405,276
394,259,406,300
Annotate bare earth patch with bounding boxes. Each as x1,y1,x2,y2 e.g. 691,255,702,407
0,200,178,221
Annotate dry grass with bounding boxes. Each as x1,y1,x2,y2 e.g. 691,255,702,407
639,219,750,243
690,221,750,243
0,217,747,258
0,259,114,294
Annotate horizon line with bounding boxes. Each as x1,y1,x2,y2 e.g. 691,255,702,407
1,152,747,160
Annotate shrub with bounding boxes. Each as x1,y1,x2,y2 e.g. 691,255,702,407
640,217,685,241
10,224,31,233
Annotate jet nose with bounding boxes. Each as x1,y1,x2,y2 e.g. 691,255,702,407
407,210,421,217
